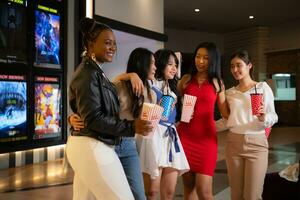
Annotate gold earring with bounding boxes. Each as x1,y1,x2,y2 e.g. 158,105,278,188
91,53,96,62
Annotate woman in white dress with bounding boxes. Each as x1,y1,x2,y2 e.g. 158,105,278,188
136,49,189,200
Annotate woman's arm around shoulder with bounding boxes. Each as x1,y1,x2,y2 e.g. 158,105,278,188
113,72,144,96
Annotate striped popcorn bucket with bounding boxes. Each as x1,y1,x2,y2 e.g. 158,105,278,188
140,103,163,138
180,94,197,123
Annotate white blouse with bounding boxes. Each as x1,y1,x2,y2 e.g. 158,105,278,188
225,82,278,135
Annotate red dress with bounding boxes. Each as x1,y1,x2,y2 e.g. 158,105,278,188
177,78,217,176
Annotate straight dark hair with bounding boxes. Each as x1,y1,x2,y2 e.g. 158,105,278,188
126,47,154,118
190,42,223,92
230,50,254,78
154,49,179,97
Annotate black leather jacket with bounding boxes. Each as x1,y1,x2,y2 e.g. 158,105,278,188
69,58,135,145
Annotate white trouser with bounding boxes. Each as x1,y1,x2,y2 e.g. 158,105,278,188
66,135,134,200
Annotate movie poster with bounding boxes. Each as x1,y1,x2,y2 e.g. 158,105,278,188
34,76,61,139
0,74,27,142
0,1,27,64
34,8,60,68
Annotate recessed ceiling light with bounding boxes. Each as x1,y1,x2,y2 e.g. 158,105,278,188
194,8,200,12
249,15,254,19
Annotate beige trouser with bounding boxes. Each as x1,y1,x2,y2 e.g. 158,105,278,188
66,136,134,200
225,132,268,200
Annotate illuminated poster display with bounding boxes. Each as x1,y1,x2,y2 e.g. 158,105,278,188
0,0,66,153
0,0,28,64
34,76,61,139
34,5,60,68
0,74,27,142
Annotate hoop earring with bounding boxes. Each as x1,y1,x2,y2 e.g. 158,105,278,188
91,53,96,62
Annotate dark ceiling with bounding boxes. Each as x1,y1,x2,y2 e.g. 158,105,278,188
164,0,300,33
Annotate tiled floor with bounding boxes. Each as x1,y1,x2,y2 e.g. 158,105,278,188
0,126,299,200
0,159,73,193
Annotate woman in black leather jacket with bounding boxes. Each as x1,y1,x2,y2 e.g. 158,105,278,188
66,18,152,200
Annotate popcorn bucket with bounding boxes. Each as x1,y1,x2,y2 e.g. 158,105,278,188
140,103,163,138
180,94,197,123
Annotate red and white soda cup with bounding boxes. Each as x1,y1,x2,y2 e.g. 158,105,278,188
250,93,263,116
250,92,272,138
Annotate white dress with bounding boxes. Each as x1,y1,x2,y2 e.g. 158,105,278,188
136,80,190,179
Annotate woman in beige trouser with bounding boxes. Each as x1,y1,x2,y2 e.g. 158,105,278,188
225,50,278,200
226,133,269,200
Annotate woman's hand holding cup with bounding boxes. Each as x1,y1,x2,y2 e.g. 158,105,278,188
257,104,266,122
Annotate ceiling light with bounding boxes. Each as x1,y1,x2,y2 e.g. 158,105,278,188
249,15,254,19
194,8,200,12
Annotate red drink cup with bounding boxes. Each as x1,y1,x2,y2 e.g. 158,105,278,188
250,93,263,115
251,93,271,138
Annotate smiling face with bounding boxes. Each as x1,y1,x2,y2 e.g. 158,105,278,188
163,55,178,80
90,29,117,63
230,56,252,80
195,48,209,73
147,55,156,80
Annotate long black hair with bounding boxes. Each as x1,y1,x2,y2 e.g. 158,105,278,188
126,47,154,118
190,42,223,92
154,49,179,97
79,17,112,53
155,49,183,122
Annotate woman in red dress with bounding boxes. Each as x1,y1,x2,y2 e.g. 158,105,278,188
177,42,229,200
